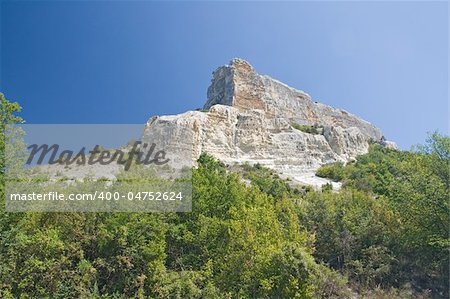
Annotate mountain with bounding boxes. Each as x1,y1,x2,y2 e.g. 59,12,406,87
142,59,397,188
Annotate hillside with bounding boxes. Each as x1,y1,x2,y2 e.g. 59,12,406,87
0,83,448,298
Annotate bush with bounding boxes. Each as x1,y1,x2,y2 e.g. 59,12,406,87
316,162,345,181
238,162,296,199
291,123,321,135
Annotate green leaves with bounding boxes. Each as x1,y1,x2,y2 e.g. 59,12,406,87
0,93,24,175
0,93,448,297
312,133,450,296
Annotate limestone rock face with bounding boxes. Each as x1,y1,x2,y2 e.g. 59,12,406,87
143,59,395,188
205,59,382,141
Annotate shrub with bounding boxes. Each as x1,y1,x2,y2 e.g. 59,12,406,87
321,182,333,192
291,123,321,134
316,162,345,181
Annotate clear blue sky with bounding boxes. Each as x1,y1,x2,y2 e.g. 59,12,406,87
1,1,448,149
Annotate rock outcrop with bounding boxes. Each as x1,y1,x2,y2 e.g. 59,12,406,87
142,58,395,188
205,59,382,141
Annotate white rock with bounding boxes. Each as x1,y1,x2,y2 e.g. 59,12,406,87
140,59,397,188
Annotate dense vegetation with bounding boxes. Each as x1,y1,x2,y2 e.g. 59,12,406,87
0,94,448,298
314,138,449,296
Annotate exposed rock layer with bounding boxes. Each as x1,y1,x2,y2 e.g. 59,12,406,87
143,59,395,188
205,59,382,141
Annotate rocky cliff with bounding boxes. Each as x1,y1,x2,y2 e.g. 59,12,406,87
142,59,395,188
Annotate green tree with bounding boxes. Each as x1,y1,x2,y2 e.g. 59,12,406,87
0,93,24,175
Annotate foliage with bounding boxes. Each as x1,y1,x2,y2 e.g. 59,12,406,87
0,93,24,176
313,134,449,296
291,123,321,135
0,149,349,298
0,95,447,298
316,162,345,181
300,190,400,288
240,162,300,198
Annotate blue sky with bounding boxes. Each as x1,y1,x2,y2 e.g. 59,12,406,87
1,1,448,149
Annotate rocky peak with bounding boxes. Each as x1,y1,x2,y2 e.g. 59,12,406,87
142,59,396,188
205,58,382,141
